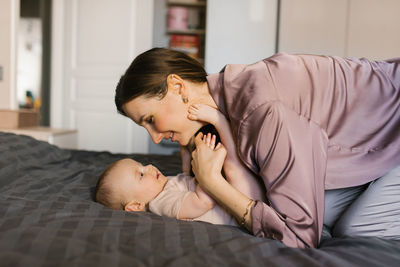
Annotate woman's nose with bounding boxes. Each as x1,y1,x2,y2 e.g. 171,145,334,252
149,130,163,144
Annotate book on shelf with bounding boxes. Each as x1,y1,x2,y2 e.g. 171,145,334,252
169,34,200,60
168,0,206,4
167,6,203,31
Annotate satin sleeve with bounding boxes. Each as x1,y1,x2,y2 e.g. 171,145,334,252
239,101,328,248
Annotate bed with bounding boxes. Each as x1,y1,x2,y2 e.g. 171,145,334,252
1,132,399,267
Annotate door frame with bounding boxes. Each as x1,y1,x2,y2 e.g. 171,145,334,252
50,0,64,128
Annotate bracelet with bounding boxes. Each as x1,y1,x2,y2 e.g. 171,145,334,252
240,199,254,227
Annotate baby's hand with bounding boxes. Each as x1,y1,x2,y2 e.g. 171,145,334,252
188,104,219,125
202,133,222,151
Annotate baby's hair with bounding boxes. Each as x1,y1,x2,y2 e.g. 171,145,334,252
95,161,124,210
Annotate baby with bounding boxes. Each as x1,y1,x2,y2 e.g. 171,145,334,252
95,104,265,226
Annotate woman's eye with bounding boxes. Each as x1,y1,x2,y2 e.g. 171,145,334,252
147,116,154,124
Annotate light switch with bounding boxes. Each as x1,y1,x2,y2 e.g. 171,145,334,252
0,66,3,81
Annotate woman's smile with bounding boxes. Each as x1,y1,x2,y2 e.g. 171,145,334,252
122,83,208,147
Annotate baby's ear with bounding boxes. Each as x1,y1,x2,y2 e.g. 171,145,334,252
124,200,146,212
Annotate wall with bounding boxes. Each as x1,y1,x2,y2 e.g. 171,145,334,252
279,0,400,60
279,0,348,57
346,0,400,60
205,0,278,74
0,0,19,109
152,0,169,48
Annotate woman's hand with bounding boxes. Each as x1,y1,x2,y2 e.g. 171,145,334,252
191,133,254,231
191,133,226,189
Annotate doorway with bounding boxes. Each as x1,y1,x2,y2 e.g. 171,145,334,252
19,0,51,125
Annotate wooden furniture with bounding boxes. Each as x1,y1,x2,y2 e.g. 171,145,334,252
0,126,78,149
0,109,39,128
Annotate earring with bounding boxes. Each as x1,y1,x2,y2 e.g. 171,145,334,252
182,97,188,103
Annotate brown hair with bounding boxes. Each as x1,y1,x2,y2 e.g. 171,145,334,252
115,48,207,116
95,161,124,210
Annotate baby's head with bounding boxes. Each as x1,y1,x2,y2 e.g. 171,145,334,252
95,158,167,211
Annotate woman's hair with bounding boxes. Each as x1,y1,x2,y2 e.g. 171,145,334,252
115,47,208,116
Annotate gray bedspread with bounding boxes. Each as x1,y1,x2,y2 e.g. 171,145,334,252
0,132,399,267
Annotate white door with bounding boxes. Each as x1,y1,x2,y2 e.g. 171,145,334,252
51,0,153,153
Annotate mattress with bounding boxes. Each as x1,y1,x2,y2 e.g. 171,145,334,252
0,132,399,267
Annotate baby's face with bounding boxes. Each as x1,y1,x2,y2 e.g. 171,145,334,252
111,159,168,205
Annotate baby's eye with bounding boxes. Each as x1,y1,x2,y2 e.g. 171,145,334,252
140,172,144,179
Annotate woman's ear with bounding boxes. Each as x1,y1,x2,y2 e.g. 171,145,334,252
167,74,189,103
124,200,146,212
167,74,185,95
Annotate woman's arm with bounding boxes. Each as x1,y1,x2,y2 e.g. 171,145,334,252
192,101,327,249
238,101,328,249
191,133,254,231
188,104,265,201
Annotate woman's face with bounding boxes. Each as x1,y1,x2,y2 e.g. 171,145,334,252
123,89,205,146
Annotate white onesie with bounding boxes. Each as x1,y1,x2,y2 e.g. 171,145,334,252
149,173,238,226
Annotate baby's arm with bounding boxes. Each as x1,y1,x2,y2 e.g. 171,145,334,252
180,136,196,174
177,183,215,219
180,145,192,174
189,104,236,163
188,104,266,202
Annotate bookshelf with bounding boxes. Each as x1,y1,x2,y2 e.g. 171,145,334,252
166,0,207,65
167,0,206,7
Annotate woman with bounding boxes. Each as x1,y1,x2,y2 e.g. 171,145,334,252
115,48,400,248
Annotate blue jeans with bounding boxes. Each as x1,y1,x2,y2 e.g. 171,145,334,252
324,166,400,239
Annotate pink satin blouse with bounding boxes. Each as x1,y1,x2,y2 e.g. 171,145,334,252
206,53,400,248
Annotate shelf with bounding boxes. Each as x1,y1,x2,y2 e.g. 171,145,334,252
167,0,206,7
167,29,206,35
166,0,207,66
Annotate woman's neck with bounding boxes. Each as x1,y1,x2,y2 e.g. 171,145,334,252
189,81,218,109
